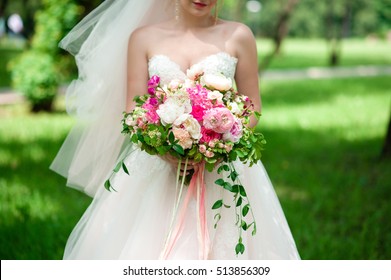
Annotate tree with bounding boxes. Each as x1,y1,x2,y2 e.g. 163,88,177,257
11,0,80,112
259,0,300,72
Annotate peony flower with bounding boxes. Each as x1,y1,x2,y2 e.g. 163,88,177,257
203,107,235,134
174,114,202,140
202,73,232,91
172,127,193,149
223,118,243,143
186,64,203,80
156,96,191,125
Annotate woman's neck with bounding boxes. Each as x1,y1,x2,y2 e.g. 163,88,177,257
177,13,216,30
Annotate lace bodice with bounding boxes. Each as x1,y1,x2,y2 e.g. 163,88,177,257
148,52,238,84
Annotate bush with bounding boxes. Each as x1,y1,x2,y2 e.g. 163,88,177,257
11,51,58,112
10,0,79,112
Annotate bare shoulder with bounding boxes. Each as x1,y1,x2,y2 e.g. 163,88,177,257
128,20,174,53
218,20,256,57
219,20,255,42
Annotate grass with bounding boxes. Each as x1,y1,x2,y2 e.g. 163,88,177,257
259,76,391,259
0,76,390,259
257,38,391,69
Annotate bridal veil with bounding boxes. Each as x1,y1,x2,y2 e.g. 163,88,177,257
50,0,174,196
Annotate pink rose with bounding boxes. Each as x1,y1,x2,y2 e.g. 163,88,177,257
199,144,207,153
205,150,215,158
200,127,221,143
203,107,235,134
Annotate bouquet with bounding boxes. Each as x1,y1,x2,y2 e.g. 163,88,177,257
105,66,266,257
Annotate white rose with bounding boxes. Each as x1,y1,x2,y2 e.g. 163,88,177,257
228,102,240,114
202,73,233,91
174,114,202,140
186,64,203,80
168,79,182,90
208,90,224,104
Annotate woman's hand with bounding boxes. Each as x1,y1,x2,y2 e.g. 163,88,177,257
160,154,198,175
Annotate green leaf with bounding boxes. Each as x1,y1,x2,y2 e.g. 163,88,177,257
122,162,129,175
235,242,245,255
236,197,243,207
217,164,230,174
229,170,239,181
214,213,221,229
172,144,184,155
212,199,223,210
205,161,215,172
215,179,226,187
168,131,175,144
104,179,111,191
242,204,250,217
223,182,233,192
239,185,247,197
241,220,248,230
113,161,122,172
252,225,257,236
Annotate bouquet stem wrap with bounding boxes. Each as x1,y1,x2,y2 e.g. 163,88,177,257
160,162,210,260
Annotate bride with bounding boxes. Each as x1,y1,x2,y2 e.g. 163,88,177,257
51,0,300,260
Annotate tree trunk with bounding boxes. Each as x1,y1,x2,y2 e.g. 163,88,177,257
260,0,300,72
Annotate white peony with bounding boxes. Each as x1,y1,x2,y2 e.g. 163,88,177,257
186,64,203,80
202,73,233,91
156,97,191,125
174,113,202,140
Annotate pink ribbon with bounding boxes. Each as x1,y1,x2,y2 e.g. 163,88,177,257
160,162,210,260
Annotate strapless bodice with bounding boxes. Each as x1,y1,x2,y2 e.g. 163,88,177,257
148,52,238,84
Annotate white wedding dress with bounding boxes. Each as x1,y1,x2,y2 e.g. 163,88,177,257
63,52,300,260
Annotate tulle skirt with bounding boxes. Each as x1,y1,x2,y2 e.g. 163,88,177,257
63,145,300,260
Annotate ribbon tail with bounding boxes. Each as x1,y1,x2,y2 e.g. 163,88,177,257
160,171,197,260
196,163,210,260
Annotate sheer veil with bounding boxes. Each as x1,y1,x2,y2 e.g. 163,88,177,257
50,0,174,197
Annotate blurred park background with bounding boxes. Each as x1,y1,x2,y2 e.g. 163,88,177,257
0,0,390,259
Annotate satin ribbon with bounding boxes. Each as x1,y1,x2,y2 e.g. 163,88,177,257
160,162,210,260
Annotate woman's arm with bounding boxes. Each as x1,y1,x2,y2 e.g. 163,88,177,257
232,24,261,127
126,28,150,112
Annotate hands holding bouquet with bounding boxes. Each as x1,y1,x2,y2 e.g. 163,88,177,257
105,65,266,257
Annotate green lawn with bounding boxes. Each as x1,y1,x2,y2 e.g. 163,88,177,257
258,38,391,69
0,76,390,259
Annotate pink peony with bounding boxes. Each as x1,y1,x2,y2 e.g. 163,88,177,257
223,118,243,143
203,107,235,134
